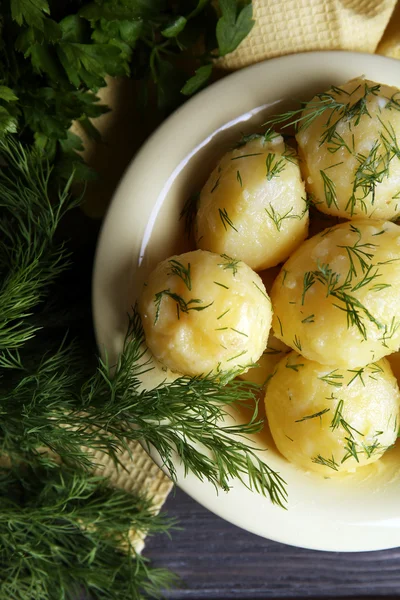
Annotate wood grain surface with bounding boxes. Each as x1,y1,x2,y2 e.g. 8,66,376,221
145,487,400,599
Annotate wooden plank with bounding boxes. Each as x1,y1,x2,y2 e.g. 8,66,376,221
145,488,400,599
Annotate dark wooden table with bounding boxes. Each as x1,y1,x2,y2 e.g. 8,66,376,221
145,488,400,599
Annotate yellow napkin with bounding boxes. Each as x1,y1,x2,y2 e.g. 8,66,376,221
218,0,399,68
86,0,400,549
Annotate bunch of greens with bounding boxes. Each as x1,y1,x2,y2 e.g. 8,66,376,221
0,0,254,179
0,136,286,598
0,2,280,598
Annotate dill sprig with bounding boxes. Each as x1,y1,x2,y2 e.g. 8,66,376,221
0,307,287,507
168,259,192,290
265,204,302,232
154,290,213,323
78,311,288,507
301,261,383,340
0,138,79,350
265,153,286,180
265,82,380,137
219,207,238,231
180,191,199,239
295,408,330,423
0,465,177,600
218,254,240,276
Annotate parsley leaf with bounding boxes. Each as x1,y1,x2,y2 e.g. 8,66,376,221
162,16,187,38
181,64,213,96
217,0,254,56
56,15,125,89
0,86,18,103
10,0,50,30
0,107,18,135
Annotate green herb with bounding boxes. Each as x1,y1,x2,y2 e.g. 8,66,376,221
230,328,248,337
219,208,238,232
330,399,363,438
320,169,337,208
236,169,243,186
0,0,255,173
218,254,240,276
347,367,365,386
181,64,213,96
337,225,376,282
231,152,263,160
265,204,302,232
311,454,339,471
342,437,360,463
285,359,304,372
168,259,192,290
301,262,383,340
301,314,315,323
180,191,199,238
293,335,302,352
379,316,400,348
252,281,269,300
319,370,343,388
214,281,229,289
0,465,177,600
277,316,283,337
216,0,255,56
295,408,330,423
211,175,221,193
154,289,213,323
265,153,286,180
301,272,315,305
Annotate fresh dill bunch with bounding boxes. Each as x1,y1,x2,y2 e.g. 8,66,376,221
0,464,177,600
0,300,287,505
80,310,287,507
0,137,79,351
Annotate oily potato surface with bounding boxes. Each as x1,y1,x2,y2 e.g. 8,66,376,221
271,220,400,368
138,250,271,377
195,135,308,270
297,78,400,220
240,331,290,386
265,352,400,475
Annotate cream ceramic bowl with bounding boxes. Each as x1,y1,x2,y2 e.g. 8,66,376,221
93,51,400,552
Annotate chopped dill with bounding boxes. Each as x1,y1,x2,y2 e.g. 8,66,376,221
154,290,213,324
219,208,238,232
295,407,330,423
168,259,192,290
265,153,286,180
218,254,240,276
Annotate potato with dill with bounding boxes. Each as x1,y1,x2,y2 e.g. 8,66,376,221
265,352,400,475
195,133,308,270
138,249,272,377
296,77,400,220
271,220,400,369
240,332,290,386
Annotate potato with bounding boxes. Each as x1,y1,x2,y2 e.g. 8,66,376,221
296,77,400,220
195,134,308,270
240,332,290,385
138,249,272,377
271,220,400,368
265,352,400,475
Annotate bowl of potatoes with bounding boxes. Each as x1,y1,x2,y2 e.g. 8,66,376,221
93,51,400,551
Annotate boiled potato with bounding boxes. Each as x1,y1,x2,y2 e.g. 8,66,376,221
265,352,400,475
240,332,290,385
271,220,400,368
138,249,271,377
297,77,400,220
195,134,308,270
